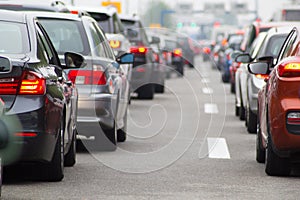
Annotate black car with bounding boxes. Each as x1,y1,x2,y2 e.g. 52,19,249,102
0,10,85,181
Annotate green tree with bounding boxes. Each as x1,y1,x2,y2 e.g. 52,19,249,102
142,0,174,29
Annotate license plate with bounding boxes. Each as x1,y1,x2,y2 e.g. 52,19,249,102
75,76,85,84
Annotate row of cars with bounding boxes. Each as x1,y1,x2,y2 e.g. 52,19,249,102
206,20,300,176
0,0,198,196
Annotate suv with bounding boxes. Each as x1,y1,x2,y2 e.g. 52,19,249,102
120,15,161,99
33,11,133,150
69,6,131,56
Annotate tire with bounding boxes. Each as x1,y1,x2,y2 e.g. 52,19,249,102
138,84,154,100
247,105,257,134
256,121,265,163
155,84,164,93
235,105,239,116
45,122,64,181
265,136,290,176
64,129,76,167
239,103,245,121
230,82,235,94
95,123,117,151
117,109,127,142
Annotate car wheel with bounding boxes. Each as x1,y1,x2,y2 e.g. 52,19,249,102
155,84,164,93
96,123,117,151
265,136,290,176
64,128,77,167
45,121,64,181
138,84,154,100
117,109,127,143
230,82,235,94
247,105,257,134
239,103,245,121
256,122,265,163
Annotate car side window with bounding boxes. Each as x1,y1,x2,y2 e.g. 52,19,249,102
93,22,115,60
113,14,120,34
36,23,58,66
89,22,107,58
277,30,297,62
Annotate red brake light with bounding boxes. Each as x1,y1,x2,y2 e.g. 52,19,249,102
19,71,46,95
68,65,106,85
70,10,79,15
173,48,182,57
203,47,211,54
109,40,121,49
15,132,37,137
278,62,300,77
130,46,148,54
0,78,19,95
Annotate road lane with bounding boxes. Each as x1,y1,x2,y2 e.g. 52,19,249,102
3,56,300,200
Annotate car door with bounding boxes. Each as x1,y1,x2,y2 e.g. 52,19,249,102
36,22,72,147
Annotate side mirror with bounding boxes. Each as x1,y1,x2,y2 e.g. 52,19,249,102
64,52,86,69
150,36,160,44
0,56,12,74
235,53,252,63
248,62,269,75
116,53,134,64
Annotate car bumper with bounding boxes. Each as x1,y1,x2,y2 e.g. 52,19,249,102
77,93,117,137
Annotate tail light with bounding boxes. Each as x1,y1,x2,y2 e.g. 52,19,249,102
130,46,148,54
153,53,159,62
19,71,46,95
173,48,182,57
70,10,79,15
109,40,121,49
278,62,300,77
255,74,269,80
68,65,106,85
0,78,19,95
287,112,300,125
203,47,211,54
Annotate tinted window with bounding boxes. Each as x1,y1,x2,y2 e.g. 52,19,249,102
0,22,29,54
39,19,90,56
284,10,300,21
278,30,297,61
88,12,111,33
89,23,107,58
258,34,287,58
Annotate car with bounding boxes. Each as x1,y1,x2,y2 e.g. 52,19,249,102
33,11,133,150
159,33,185,77
0,9,85,181
68,6,131,56
234,22,296,121
120,14,160,99
235,27,291,133
176,35,195,68
248,26,300,176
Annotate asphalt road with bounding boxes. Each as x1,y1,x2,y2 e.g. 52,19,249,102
3,56,300,200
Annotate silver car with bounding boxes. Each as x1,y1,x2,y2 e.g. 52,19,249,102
235,27,291,133
36,12,133,150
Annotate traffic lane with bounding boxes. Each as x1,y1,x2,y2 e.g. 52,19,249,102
2,56,300,199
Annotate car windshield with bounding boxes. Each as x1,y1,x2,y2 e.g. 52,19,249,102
38,18,90,56
0,21,29,54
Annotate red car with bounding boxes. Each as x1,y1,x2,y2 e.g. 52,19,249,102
249,26,300,176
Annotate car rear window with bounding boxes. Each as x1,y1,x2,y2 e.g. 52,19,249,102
259,34,287,58
39,18,90,56
88,12,110,33
0,21,29,54
284,10,300,21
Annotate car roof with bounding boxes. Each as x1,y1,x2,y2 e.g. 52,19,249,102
0,0,69,12
0,9,26,23
23,11,85,21
119,14,140,21
68,5,117,16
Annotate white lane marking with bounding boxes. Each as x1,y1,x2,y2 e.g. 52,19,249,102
202,87,213,94
201,78,210,83
207,138,231,159
204,103,219,114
